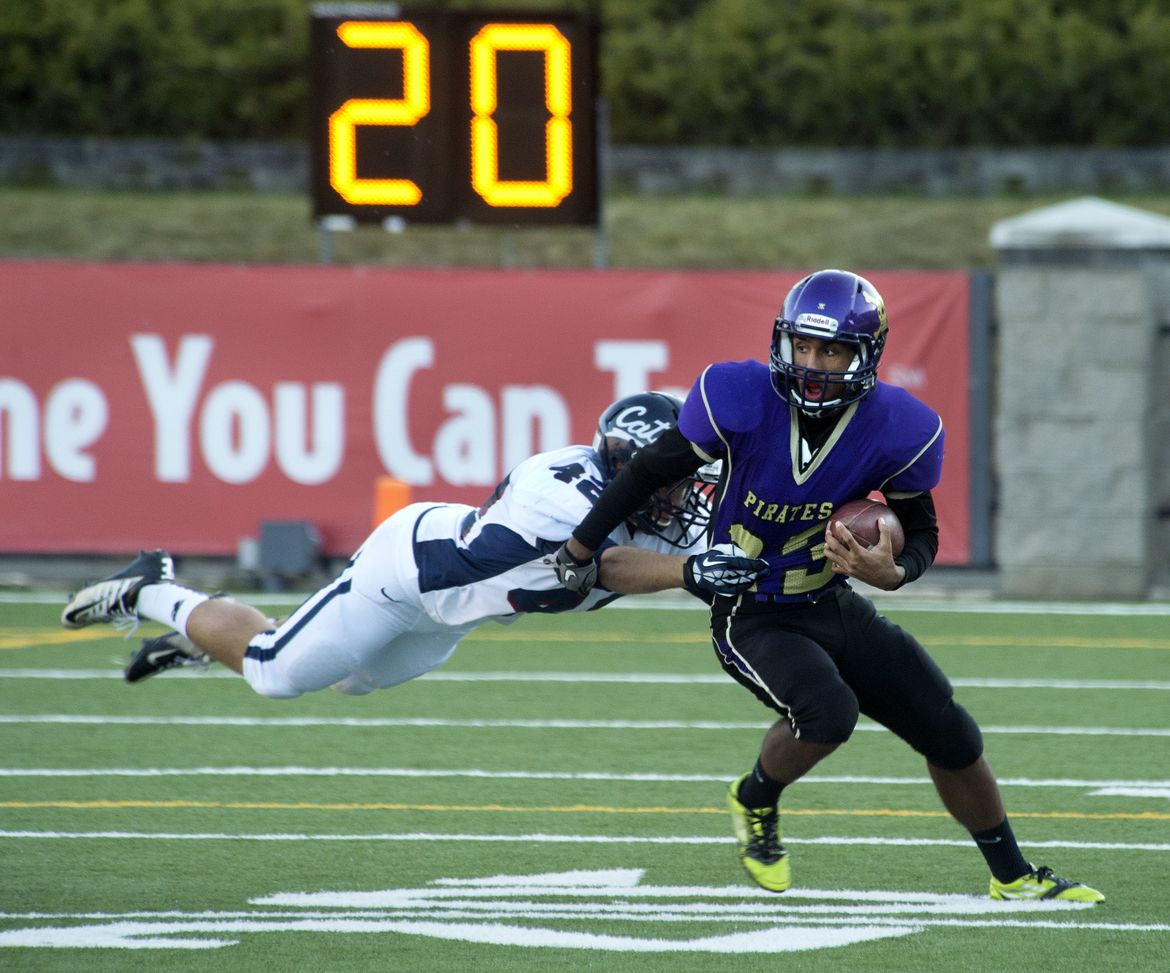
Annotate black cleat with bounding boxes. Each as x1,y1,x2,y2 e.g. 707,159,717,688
125,630,211,683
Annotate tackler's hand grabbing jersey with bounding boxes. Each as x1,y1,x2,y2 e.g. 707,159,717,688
412,440,708,626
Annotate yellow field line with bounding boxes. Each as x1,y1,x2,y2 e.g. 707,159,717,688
927,636,1170,650
2,800,1167,821
0,629,122,651
3,626,1169,651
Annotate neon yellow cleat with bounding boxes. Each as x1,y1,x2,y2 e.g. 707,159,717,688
990,864,1104,903
726,773,790,892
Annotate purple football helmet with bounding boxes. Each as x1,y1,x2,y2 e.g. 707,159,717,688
770,269,889,414
594,391,717,548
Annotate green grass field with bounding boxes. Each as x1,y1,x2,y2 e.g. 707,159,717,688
8,186,1170,269
1,594,1168,971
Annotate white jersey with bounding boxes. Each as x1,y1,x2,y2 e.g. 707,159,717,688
241,444,708,701
411,444,707,626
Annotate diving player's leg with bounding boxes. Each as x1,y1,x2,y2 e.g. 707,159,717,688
331,621,473,695
182,598,271,674
327,504,473,693
243,508,426,699
263,502,473,698
58,547,273,680
244,575,423,699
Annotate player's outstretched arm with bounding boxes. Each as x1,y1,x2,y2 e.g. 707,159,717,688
567,428,706,563
565,545,768,598
596,547,687,594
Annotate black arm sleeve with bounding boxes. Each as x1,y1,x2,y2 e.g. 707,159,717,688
886,491,939,588
572,426,707,551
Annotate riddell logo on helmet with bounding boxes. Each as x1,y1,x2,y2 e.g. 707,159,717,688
794,312,839,335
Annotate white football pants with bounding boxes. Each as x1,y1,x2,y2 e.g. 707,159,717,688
241,503,477,699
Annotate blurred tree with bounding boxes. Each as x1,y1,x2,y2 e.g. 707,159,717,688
1,0,1168,146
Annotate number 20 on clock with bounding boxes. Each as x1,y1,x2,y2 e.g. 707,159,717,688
309,8,599,226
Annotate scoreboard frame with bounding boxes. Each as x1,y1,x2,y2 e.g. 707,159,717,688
309,7,600,226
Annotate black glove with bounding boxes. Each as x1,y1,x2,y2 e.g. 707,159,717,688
553,542,598,596
684,545,770,596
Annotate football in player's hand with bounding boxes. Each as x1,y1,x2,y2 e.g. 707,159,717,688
832,499,905,556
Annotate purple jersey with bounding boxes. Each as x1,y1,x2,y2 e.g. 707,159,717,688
678,359,943,603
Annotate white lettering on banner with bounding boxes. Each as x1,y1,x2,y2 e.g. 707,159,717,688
501,387,570,475
0,378,42,480
372,338,572,487
44,380,108,482
885,363,926,389
133,334,345,485
374,338,435,484
0,378,109,482
200,381,271,485
274,383,345,485
133,334,213,482
436,384,495,486
595,340,668,399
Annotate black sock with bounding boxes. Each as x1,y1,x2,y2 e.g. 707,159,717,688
971,818,1030,883
736,757,786,808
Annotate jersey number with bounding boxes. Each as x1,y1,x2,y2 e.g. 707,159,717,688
550,462,604,503
729,522,833,596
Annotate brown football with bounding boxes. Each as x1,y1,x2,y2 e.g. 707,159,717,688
830,498,905,556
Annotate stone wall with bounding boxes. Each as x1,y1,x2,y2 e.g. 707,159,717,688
0,136,307,193
5,135,1170,197
606,146,1170,197
1149,273,1170,594
991,199,1170,598
993,267,1157,596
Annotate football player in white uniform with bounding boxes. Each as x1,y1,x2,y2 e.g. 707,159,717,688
61,392,768,699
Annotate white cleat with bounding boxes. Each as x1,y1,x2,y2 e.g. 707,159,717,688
61,549,174,631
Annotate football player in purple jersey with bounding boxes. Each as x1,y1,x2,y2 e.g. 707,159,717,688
555,269,1103,903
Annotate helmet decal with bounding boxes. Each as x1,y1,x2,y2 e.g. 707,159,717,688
593,391,716,549
793,312,839,336
601,404,675,450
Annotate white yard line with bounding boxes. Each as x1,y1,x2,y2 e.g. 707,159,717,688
1,713,1167,735
2,669,1170,691
5,590,1170,615
0,767,1166,788
0,830,1166,853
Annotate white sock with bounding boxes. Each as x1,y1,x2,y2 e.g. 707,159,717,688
135,583,211,638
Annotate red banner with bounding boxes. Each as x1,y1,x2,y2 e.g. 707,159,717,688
0,261,970,562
